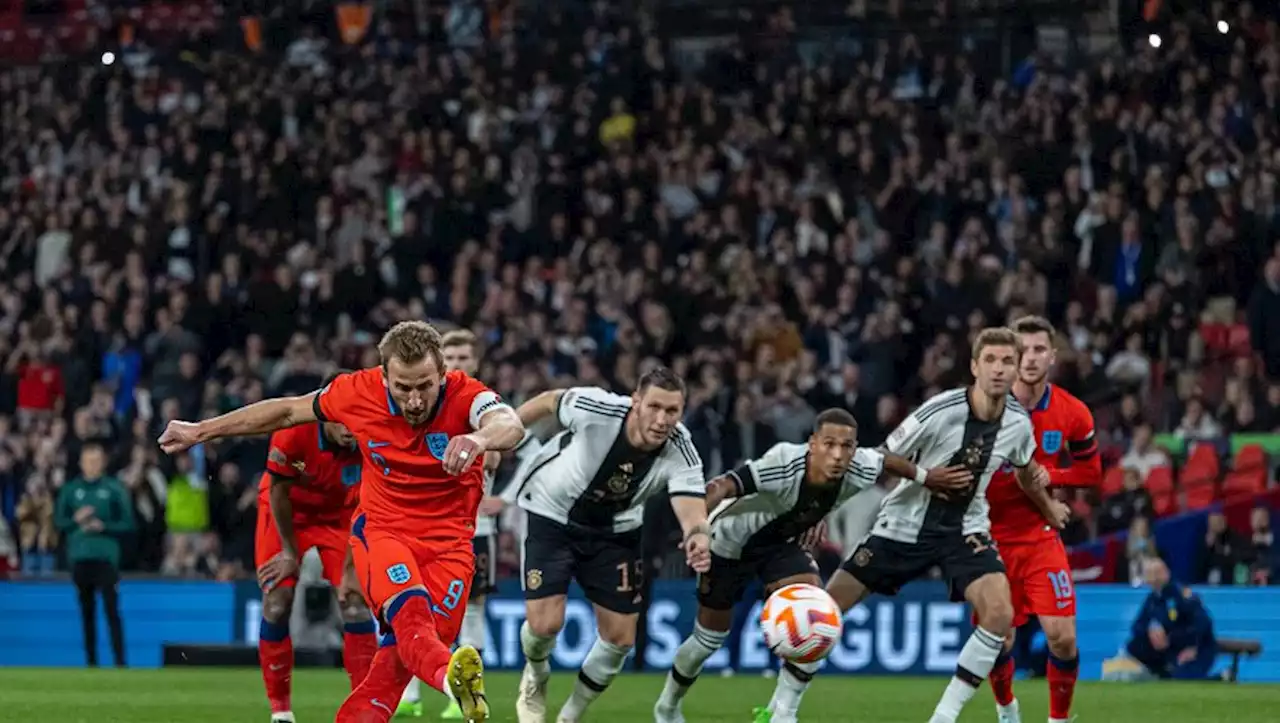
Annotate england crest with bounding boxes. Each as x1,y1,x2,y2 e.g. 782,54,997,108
426,432,450,460
387,564,411,585
1041,430,1063,455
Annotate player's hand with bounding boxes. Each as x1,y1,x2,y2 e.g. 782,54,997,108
158,420,202,455
73,505,96,524
258,552,299,592
683,530,711,573
477,495,506,517
923,466,974,491
798,521,827,551
1045,499,1071,530
82,519,104,533
1149,625,1169,651
1176,647,1197,665
443,434,486,476
1031,463,1051,490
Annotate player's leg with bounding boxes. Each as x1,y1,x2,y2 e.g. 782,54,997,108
71,562,99,667
94,561,127,666
438,535,497,720
555,531,644,723
517,515,576,723
985,543,1030,723
654,554,752,722
759,541,891,723
1026,540,1079,723
930,534,1013,723
254,509,299,722
415,544,488,723
316,529,377,690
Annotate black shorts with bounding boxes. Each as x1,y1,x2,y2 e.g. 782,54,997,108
841,532,1005,602
521,513,644,614
72,559,119,592
698,544,819,611
471,534,497,598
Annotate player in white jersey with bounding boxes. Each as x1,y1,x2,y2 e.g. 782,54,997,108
511,367,712,723
653,408,974,723
397,329,505,719
756,328,1063,723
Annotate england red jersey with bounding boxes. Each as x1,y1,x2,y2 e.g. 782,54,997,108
313,367,509,540
258,423,363,527
987,384,1102,545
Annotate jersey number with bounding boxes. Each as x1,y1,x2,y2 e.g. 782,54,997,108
370,451,391,476
616,561,641,593
1047,570,1073,601
441,579,465,610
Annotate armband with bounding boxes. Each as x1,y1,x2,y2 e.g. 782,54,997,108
913,466,930,485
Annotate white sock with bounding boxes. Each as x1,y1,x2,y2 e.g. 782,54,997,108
459,601,486,651
769,660,821,715
520,621,557,682
931,626,1005,722
558,638,631,721
657,623,730,710
401,676,421,704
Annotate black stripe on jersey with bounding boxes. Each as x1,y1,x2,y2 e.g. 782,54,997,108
671,430,700,468
1004,393,1030,419
728,464,754,495
914,391,967,423
515,433,574,502
567,428,663,529
574,399,629,420
757,457,806,484
312,390,328,422
849,462,880,484
709,497,743,524
922,411,1000,533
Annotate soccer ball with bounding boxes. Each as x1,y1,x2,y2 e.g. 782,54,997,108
759,583,843,664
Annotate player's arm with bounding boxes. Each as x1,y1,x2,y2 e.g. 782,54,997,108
1049,405,1103,488
469,393,524,453
703,458,760,511
880,451,973,491
268,474,301,560
667,432,711,572
515,389,565,428
1010,417,1069,528
158,393,319,453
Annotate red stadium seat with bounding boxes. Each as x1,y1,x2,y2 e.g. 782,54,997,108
1183,480,1217,511
1223,445,1268,499
1102,466,1126,496
1153,489,1177,517
1146,466,1175,496
1179,444,1221,489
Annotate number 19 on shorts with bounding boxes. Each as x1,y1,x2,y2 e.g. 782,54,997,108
1047,570,1073,602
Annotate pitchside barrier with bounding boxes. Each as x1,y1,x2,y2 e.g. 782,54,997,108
0,580,1274,681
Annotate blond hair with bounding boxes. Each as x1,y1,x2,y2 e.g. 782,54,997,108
971,326,1021,361
440,328,479,352
378,321,444,369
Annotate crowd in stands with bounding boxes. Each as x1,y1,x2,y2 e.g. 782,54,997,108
0,0,1277,585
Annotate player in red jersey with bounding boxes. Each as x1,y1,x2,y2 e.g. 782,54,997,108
254,415,377,723
159,321,525,723
983,316,1102,723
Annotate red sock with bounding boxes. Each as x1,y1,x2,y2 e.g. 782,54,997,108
258,618,294,714
390,595,452,692
988,652,1016,706
334,638,412,722
1047,653,1079,719
343,621,378,689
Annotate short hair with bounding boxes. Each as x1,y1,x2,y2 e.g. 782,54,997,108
971,326,1021,361
636,366,686,397
440,329,479,351
1011,315,1056,342
814,408,857,432
378,321,444,369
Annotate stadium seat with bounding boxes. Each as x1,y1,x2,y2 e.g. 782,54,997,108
1102,466,1126,496
1152,489,1177,517
1146,467,1177,517
1222,445,1268,500
1183,480,1217,511
1179,444,1221,489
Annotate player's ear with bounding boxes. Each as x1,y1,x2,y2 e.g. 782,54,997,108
969,357,979,378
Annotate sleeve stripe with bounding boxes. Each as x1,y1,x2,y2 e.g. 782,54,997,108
850,464,880,481
915,395,966,423
668,490,707,499
574,398,629,420
671,431,700,468
729,465,757,495
311,390,328,422
757,456,807,478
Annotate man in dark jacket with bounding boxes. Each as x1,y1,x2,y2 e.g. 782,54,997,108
1126,557,1218,679
55,443,135,667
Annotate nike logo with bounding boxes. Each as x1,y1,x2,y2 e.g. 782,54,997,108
1057,601,1072,609
368,441,390,449
268,664,286,671
372,699,392,713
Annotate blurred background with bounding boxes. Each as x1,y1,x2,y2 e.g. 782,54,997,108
0,0,1277,683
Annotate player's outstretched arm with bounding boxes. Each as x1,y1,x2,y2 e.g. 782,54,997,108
157,394,318,454
670,495,711,573
703,474,739,511
515,390,564,428
1015,460,1070,529
881,453,973,492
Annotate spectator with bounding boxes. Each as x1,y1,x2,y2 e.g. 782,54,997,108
162,453,211,576
1124,557,1218,680
1174,398,1224,442
1118,516,1158,586
1118,423,1172,479
1195,511,1251,585
1249,506,1276,585
1098,467,1155,536
1247,258,1280,379
54,444,133,668
15,477,56,575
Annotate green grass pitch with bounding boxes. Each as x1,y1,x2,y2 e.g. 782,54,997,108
0,667,1275,722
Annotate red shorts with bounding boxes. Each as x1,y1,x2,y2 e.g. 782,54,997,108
1003,536,1076,627
349,513,474,647
254,505,349,589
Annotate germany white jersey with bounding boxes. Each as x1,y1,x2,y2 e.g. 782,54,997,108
874,387,1035,543
709,442,884,559
474,467,496,538
511,386,706,534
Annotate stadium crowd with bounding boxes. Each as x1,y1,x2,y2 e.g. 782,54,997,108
0,0,1277,586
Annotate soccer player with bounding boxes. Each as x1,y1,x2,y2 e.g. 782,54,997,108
755,327,1068,723
653,408,975,723
398,329,505,720
511,368,712,723
983,316,1101,723
158,321,525,723
254,414,377,723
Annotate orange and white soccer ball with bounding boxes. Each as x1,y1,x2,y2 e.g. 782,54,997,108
759,583,844,664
